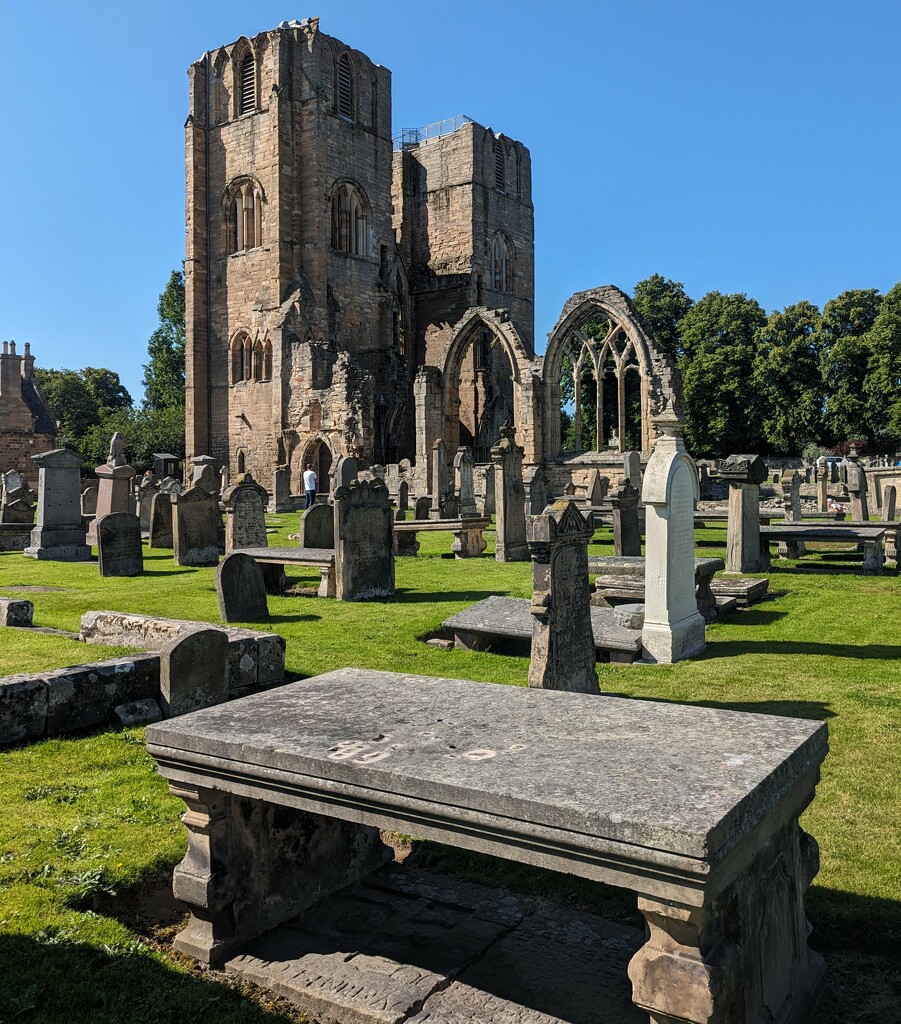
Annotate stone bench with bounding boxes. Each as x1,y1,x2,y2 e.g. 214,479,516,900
147,669,827,1024
587,555,725,621
759,524,886,575
442,594,643,663
233,545,336,597
396,517,491,558
803,518,898,561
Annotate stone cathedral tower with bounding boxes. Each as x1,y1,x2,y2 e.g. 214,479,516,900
185,18,535,492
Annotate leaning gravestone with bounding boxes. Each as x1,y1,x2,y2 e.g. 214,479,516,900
97,512,143,577
223,473,268,553
527,499,598,694
453,447,478,519
299,501,334,549
216,552,269,623
491,422,528,561
159,627,228,718
720,453,768,573
1,498,34,525
414,496,431,521
148,491,174,548
641,407,705,663
610,479,641,556
25,448,91,561
334,478,394,600
172,485,221,567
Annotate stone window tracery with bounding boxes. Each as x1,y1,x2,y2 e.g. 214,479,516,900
330,183,370,256
228,181,263,253
491,234,511,292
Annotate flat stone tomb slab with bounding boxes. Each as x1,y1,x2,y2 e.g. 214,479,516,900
147,670,827,1024
226,863,645,1024
443,595,642,659
708,577,769,607
234,546,336,598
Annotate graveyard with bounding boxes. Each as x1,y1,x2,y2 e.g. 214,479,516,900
1,503,900,1022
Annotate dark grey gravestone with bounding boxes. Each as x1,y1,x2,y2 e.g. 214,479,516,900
148,491,173,548
0,598,33,627
396,480,409,513
523,464,547,515
300,502,334,549
491,423,528,561
223,474,269,552
138,480,159,532
159,627,228,718
173,485,220,567
454,447,478,518
527,500,599,694
414,496,431,521
334,478,394,600
216,552,269,623
97,512,143,577
884,484,897,521
846,451,870,521
610,480,641,556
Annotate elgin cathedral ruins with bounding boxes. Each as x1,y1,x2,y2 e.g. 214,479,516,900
185,17,679,494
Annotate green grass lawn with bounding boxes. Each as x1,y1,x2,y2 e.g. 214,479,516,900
0,516,899,1022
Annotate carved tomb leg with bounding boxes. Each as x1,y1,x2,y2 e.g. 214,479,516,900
169,782,391,965
318,562,337,598
451,526,487,558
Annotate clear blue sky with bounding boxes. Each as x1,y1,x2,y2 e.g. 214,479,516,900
3,0,899,401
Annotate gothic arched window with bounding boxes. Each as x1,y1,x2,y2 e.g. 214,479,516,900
228,180,263,253
230,333,252,384
330,182,370,256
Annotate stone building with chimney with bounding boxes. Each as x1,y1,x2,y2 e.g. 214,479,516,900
0,341,57,489
184,18,679,496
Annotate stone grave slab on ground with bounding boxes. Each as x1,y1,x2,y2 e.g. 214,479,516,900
97,512,143,577
444,596,643,664
217,552,269,622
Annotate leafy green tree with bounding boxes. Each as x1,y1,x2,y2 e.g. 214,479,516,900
142,269,186,411
862,280,901,450
34,369,103,443
819,289,882,443
632,274,693,359
751,301,823,454
678,291,767,455
81,367,132,416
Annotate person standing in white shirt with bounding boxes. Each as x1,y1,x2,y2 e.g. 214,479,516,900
303,464,318,508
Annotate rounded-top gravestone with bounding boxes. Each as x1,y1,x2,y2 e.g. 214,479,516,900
216,552,269,623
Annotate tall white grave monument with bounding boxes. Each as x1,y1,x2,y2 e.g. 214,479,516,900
640,406,705,663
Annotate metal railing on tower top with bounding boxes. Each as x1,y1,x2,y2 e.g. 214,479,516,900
393,115,474,150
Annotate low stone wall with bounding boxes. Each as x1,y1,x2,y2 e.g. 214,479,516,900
0,612,286,746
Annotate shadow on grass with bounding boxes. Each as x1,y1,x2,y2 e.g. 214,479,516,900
392,588,511,603
715,607,789,626
601,691,836,722
0,933,295,1024
703,639,901,661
